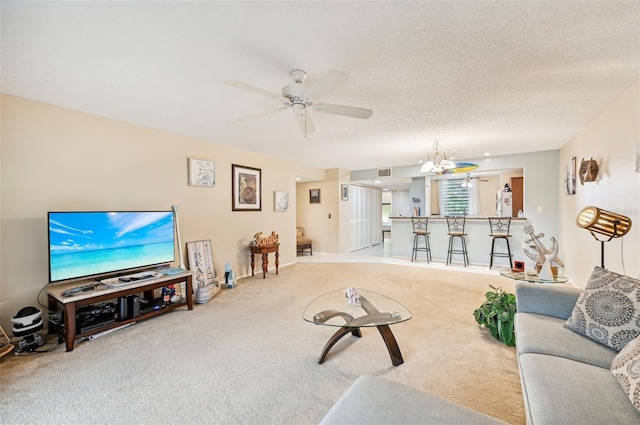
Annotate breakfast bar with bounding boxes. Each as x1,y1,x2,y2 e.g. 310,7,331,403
390,216,529,267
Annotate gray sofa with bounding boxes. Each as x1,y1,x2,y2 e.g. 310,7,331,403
320,280,640,425
515,281,640,424
319,374,507,424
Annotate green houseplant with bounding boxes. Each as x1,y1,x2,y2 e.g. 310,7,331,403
473,285,517,347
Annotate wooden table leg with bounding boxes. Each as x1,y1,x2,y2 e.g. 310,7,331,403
318,327,362,364
185,275,194,310
376,324,404,366
64,302,76,352
275,251,279,275
261,253,268,278
251,253,255,277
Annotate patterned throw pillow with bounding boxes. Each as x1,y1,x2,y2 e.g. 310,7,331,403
611,334,640,412
565,267,640,351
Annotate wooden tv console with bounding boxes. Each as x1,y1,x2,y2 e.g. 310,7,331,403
47,271,193,352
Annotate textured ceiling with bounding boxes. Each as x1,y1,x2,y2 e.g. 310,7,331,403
2,1,639,172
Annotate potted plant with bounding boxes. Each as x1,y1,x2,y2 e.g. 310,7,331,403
473,285,517,346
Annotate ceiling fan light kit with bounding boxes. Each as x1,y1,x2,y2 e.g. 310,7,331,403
224,69,373,136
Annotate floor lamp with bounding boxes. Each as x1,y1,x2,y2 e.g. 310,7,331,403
576,206,632,269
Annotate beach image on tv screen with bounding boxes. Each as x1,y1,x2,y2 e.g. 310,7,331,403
49,211,175,282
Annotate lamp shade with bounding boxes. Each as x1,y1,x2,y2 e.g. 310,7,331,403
576,206,632,238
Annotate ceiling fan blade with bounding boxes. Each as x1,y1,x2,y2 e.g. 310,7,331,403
224,81,281,99
296,111,315,135
306,70,348,99
237,108,286,122
313,103,373,119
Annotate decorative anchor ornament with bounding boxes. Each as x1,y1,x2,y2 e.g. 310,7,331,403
522,225,564,280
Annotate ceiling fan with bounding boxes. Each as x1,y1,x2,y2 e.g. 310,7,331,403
461,173,489,187
224,69,373,136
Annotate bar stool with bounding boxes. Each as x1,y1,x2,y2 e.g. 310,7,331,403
488,217,513,269
446,216,469,266
411,217,431,262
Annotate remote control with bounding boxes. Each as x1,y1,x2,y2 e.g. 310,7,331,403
61,284,97,297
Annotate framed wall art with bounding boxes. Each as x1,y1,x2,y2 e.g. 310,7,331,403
341,184,349,201
188,158,215,187
565,156,576,195
309,188,321,204
636,138,639,173
274,191,289,212
232,164,262,211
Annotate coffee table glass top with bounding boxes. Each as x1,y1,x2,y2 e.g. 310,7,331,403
303,288,412,328
499,269,569,284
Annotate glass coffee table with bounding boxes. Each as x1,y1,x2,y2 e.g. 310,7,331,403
499,269,569,284
303,288,411,366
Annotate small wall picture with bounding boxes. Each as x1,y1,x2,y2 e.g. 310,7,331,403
565,156,576,195
341,184,349,201
309,188,321,204
188,158,215,187
274,191,289,212
232,164,262,211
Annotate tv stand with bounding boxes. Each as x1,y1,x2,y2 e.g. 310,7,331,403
47,271,193,352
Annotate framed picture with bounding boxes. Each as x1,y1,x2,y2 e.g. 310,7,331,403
186,240,217,289
565,157,576,195
309,188,321,204
274,191,289,212
232,164,262,211
341,184,349,201
188,158,215,187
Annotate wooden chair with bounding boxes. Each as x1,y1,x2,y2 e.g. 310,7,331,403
296,227,313,256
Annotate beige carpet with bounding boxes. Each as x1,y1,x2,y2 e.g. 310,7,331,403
0,263,524,424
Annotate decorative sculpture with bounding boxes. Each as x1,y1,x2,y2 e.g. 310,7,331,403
345,287,360,306
253,231,279,247
579,158,599,184
523,224,564,280
224,261,236,288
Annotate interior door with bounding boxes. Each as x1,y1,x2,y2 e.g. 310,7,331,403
510,177,523,217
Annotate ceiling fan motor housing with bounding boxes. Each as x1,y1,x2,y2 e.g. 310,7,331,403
282,83,314,116
289,69,307,83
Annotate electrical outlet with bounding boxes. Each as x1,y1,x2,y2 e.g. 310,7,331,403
537,206,543,213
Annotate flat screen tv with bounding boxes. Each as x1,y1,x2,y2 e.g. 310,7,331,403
48,211,175,283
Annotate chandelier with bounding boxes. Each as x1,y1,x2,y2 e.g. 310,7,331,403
419,141,456,174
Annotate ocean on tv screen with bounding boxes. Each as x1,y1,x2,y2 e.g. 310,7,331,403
49,211,175,282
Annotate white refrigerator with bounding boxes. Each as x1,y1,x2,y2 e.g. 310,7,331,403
496,190,513,217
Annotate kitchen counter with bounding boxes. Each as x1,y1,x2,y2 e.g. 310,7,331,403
390,216,528,266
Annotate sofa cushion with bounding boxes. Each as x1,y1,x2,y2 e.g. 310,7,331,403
516,312,616,368
319,375,507,425
565,267,640,351
518,353,640,424
515,282,581,319
611,334,640,413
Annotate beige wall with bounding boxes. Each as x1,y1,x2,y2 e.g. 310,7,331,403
0,94,324,330
559,81,640,287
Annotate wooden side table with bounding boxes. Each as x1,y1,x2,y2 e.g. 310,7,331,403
250,243,279,278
